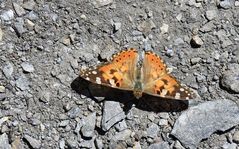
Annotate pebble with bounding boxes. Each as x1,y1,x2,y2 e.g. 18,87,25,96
0,27,3,41
174,140,185,149
3,62,14,78
101,101,126,131
59,139,65,149
176,13,182,21
235,1,239,6
191,57,201,65
147,113,155,122
79,139,95,148
67,106,81,118
113,22,121,32
220,64,239,93
0,133,11,149
219,0,233,9
23,0,36,10
13,3,26,16
205,10,217,20
58,120,70,127
171,100,239,148
14,18,26,36
81,112,96,138
147,123,159,138
95,138,103,149
191,35,204,47
158,119,168,126
92,0,113,8
222,142,237,149
112,129,132,141
11,137,24,149
200,22,214,32
16,75,30,91
24,135,41,149
0,86,5,93
0,10,14,21
159,112,169,119
21,62,35,73
160,23,169,34
232,131,239,143
115,120,128,131
137,20,156,34
148,142,170,149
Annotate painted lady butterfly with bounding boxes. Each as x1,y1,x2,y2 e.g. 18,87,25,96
80,48,195,100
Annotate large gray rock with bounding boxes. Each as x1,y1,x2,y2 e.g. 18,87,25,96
101,101,126,131
171,100,239,148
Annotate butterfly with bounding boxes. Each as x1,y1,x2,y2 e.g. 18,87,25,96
80,48,195,100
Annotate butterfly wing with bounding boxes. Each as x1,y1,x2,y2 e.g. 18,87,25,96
80,48,138,90
142,51,195,100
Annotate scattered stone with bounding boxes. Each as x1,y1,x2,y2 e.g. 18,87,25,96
95,138,103,149
174,38,184,45
79,139,95,148
235,1,239,6
113,22,121,32
24,135,41,149
115,120,128,131
0,27,3,41
14,18,26,36
148,142,170,149
159,112,169,119
81,112,96,138
0,86,5,93
200,22,214,32
92,0,113,8
148,113,155,121
13,3,26,16
101,101,126,131
112,129,132,141
16,75,30,91
22,0,36,10
3,62,13,78
59,139,65,149
0,133,11,149
191,57,201,65
191,35,204,47
176,13,183,21
160,23,169,34
67,106,81,118
232,131,239,143
158,119,168,126
222,142,237,149
21,62,35,73
205,10,217,20
133,141,141,149
171,100,239,148
137,20,156,34
147,123,159,138
221,38,233,48
11,137,24,149
174,140,185,149
0,10,14,21
38,90,51,103
219,0,233,9
220,64,239,93
165,46,174,57
59,120,70,127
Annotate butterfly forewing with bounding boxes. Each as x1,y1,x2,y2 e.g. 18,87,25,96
80,48,138,91
142,51,195,100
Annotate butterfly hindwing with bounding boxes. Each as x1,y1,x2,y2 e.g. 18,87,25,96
142,51,195,100
80,48,138,90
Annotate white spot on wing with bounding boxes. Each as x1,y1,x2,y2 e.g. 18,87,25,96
180,88,185,92
96,77,101,84
160,89,168,97
86,77,90,81
175,93,181,99
109,79,116,87
92,71,97,74
186,97,189,100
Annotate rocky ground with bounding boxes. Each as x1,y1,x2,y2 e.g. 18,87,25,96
0,0,239,148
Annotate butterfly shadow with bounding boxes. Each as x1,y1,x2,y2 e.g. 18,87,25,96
71,77,189,113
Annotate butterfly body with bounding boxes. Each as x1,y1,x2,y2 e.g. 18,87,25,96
80,48,195,100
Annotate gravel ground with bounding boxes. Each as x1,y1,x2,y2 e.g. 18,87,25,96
0,0,239,148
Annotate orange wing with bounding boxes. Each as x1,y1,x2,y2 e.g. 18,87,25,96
80,48,138,90
142,51,195,100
